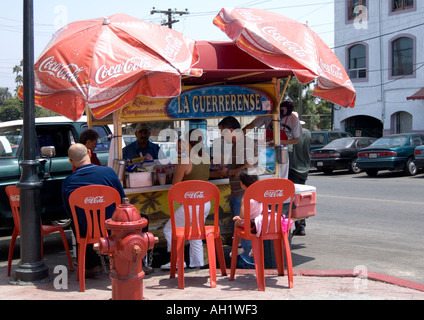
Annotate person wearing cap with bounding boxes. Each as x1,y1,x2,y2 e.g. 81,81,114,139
243,101,302,178
123,123,160,161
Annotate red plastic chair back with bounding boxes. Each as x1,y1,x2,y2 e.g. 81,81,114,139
230,178,295,291
68,185,121,292
168,180,220,241
68,185,121,243
5,185,21,233
167,180,226,289
243,178,295,239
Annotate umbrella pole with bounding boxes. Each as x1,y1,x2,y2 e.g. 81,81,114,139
275,76,291,179
11,0,49,285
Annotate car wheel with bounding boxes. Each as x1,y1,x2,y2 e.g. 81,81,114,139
349,158,361,174
404,158,417,176
51,218,72,229
365,169,378,177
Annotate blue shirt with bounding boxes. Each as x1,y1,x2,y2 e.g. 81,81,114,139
62,164,126,236
122,140,160,160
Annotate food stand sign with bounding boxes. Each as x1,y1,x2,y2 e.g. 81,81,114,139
118,84,274,122
165,85,273,119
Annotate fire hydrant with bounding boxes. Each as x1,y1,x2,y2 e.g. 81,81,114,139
94,198,157,300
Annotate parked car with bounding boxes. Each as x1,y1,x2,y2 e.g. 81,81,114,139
414,145,424,172
0,116,112,228
310,137,377,174
310,131,352,151
357,133,424,176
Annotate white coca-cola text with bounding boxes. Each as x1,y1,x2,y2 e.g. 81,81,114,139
320,58,343,80
262,27,307,58
38,56,84,83
84,196,105,204
184,191,205,199
95,57,152,84
162,34,183,62
264,190,284,198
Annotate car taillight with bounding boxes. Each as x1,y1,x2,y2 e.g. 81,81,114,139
358,151,397,158
379,151,397,157
415,149,423,156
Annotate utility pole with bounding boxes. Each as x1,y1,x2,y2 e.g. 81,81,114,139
150,8,189,29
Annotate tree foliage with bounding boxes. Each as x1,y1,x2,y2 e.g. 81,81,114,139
0,61,59,122
280,77,333,130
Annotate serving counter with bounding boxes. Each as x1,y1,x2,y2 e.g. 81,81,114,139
124,177,234,247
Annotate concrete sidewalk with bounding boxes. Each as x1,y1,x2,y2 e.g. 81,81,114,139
1,232,424,301
1,261,424,300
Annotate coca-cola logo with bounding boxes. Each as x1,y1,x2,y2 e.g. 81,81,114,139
38,56,84,83
184,191,205,199
262,27,307,58
319,58,343,80
162,34,183,62
11,195,20,202
95,57,152,84
264,190,284,198
84,196,105,204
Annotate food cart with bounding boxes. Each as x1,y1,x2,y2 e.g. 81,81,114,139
88,41,298,245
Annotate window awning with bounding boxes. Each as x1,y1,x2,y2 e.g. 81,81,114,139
407,88,424,100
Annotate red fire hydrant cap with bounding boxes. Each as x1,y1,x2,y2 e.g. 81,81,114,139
105,198,148,229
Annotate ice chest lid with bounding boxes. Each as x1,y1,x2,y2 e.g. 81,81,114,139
294,184,316,194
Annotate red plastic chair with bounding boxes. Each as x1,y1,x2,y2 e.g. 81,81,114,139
167,180,227,289
229,178,295,291
5,185,74,277
68,185,121,292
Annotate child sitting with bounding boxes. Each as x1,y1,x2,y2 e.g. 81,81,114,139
232,169,263,257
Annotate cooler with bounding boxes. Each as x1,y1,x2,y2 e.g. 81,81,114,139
292,184,316,219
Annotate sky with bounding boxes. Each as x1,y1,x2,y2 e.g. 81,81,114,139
0,0,335,91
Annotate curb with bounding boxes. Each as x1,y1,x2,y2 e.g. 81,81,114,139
232,269,424,293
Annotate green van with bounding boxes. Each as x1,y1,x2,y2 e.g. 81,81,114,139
0,116,112,228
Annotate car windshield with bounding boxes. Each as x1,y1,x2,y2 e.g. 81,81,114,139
325,138,354,149
371,136,408,147
0,126,22,158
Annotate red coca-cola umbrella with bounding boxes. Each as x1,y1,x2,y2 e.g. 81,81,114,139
213,8,356,108
19,13,202,120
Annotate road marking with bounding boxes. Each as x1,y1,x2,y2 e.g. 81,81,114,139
319,194,424,206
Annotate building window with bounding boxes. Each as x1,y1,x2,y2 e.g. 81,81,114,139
348,44,367,79
392,0,414,12
391,37,414,76
348,0,367,20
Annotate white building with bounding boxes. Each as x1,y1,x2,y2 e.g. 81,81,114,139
333,0,424,137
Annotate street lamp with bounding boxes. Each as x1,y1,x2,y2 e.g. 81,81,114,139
10,0,49,284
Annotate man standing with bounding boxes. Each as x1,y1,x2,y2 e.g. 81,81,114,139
288,113,311,236
217,116,258,226
62,143,126,277
123,123,160,161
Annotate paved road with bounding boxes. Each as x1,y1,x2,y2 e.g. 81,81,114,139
291,170,424,284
